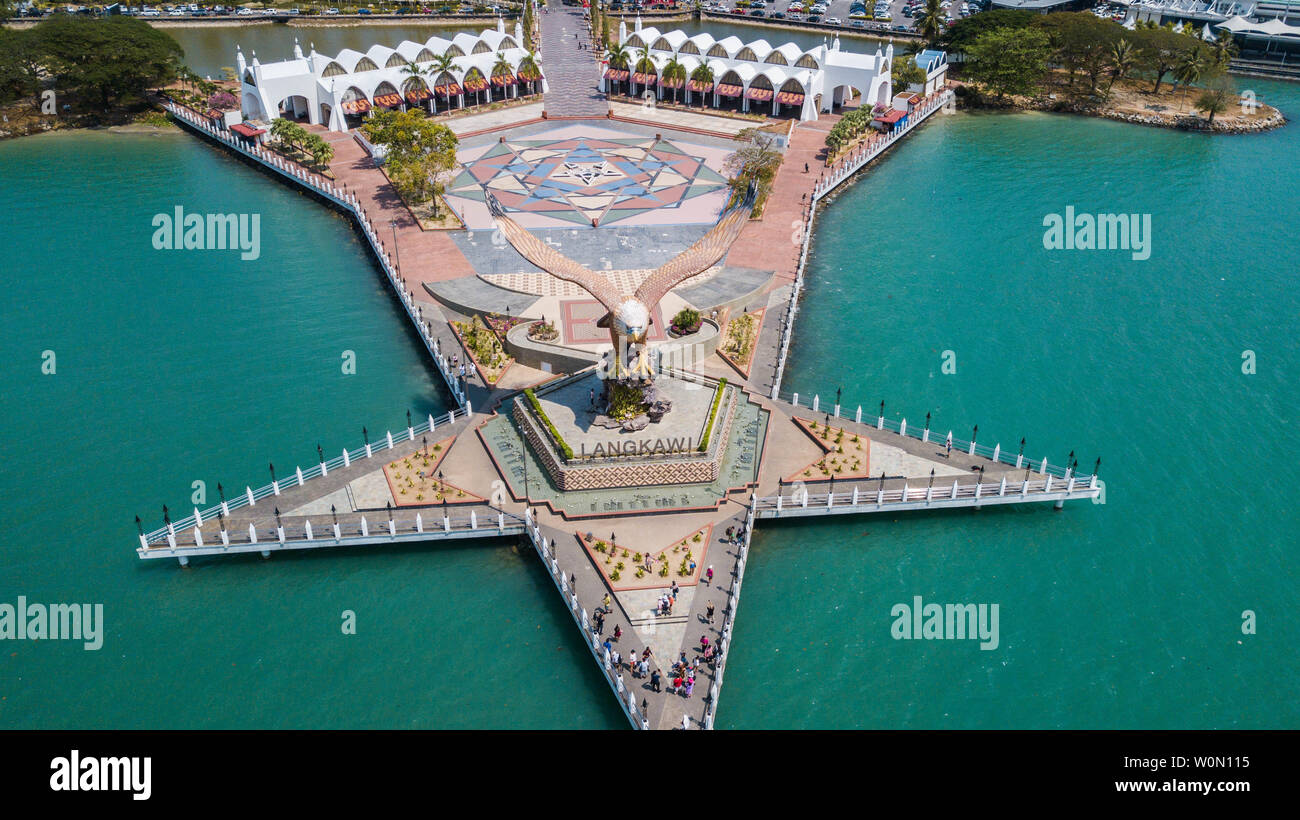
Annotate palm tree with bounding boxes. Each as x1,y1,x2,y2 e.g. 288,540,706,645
425,53,459,110
1174,43,1207,112
690,63,715,109
1106,38,1136,94
1210,31,1238,70
662,56,687,105
464,67,486,107
606,43,631,96
492,51,514,99
915,0,945,47
401,61,425,112
519,50,541,96
634,46,656,100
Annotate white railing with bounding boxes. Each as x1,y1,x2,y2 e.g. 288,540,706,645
141,504,527,558
770,387,1095,481
139,406,471,545
523,519,647,730
812,89,954,202
164,102,468,408
701,500,755,731
754,474,1099,517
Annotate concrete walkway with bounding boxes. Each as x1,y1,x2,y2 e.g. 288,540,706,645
540,5,607,118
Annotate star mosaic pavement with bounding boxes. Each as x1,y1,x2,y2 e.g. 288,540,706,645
446,124,733,230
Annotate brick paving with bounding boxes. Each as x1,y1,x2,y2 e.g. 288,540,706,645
540,5,608,118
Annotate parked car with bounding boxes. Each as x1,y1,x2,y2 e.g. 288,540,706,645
825,16,841,24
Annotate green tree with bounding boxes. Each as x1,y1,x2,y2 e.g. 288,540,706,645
1134,25,1194,94
892,54,926,92
940,9,1036,53
0,28,43,105
914,0,945,46
362,109,459,216
33,14,183,110
662,56,686,104
966,27,1051,102
724,129,783,207
1106,37,1137,95
1194,75,1233,124
689,63,714,109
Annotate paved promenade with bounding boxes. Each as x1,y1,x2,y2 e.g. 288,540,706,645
540,5,607,118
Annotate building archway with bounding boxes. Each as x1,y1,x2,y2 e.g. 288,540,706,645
715,70,744,113
339,86,372,128
276,94,311,122
776,78,806,118
402,76,433,114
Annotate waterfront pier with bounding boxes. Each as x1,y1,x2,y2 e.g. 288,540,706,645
144,5,1101,728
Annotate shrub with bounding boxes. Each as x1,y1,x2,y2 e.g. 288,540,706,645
670,307,702,335
698,378,728,452
523,388,573,460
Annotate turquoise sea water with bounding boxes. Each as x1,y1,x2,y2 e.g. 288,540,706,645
723,86,1300,728
1,81,1297,728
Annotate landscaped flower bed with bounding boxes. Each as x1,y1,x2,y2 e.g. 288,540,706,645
484,312,528,345
450,314,513,385
668,307,702,338
718,308,765,378
786,417,874,482
526,319,559,342
577,524,712,590
381,437,485,506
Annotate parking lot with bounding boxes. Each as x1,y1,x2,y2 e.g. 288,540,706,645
702,0,992,37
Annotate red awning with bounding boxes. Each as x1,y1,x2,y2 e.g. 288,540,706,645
434,83,462,97
687,79,713,93
517,71,543,83
632,72,657,85
776,91,805,106
230,123,265,137
490,74,516,86
745,87,773,101
463,77,489,93
405,88,432,103
373,93,403,109
715,83,743,98
340,99,371,115
660,77,684,90
604,68,629,81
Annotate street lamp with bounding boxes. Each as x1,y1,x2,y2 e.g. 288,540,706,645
389,219,400,275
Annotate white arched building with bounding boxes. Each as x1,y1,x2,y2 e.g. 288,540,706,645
602,18,892,121
237,19,546,132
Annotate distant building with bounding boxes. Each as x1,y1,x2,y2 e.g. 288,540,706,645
913,49,948,96
237,20,545,133
605,17,893,121
989,0,1093,12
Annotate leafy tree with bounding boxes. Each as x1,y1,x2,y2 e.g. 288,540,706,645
892,54,926,92
33,14,183,109
362,109,459,216
966,27,1051,101
1133,25,1194,94
1106,37,1137,95
724,129,783,206
940,9,1035,53
0,28,43,105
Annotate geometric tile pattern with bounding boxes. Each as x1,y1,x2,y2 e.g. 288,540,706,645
479,265,722,299
448,128,729,228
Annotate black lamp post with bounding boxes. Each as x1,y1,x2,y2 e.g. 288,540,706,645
971,425,978,448
924,412,931,438
407,409,412,431
135,516,143,537
317,444,324,465
879,400,885,420
331,504,338,527
928,468,935,489
835,386,841,408
269,462,276,484
274,507,282,529
1093,457,1101,478
163,505,170,526
422,435,428,457
389,219,400,275
1018,437,1025,461
1067,450,1075,476
217,483,226,504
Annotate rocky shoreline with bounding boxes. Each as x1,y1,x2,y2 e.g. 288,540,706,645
955,87,1286,135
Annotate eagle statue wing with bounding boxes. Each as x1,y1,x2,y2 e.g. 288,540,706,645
486,193,625,311
633,182,757,311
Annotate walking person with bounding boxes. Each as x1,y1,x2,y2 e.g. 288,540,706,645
706,601,715,624
706,566,714,584
650,670,662,692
